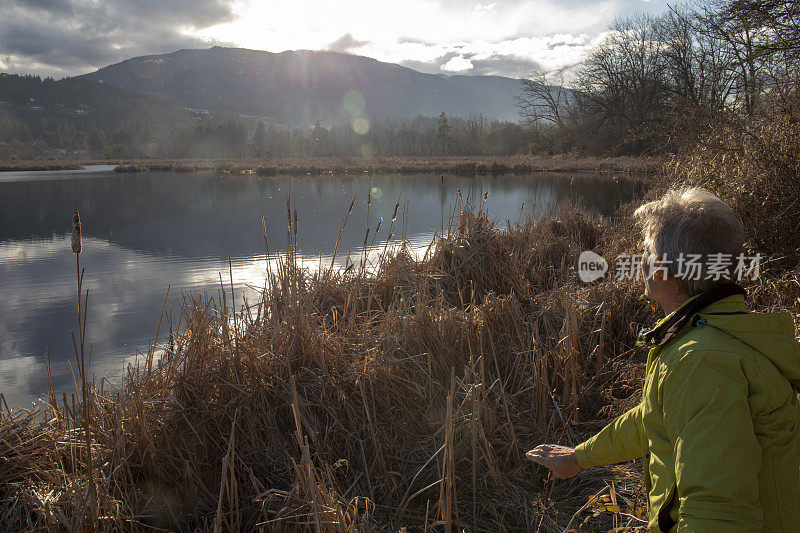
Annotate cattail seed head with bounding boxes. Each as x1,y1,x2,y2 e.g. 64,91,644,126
71,210,82,254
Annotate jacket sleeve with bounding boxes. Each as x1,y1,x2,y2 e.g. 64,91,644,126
574,403,644,468
661,350,763,532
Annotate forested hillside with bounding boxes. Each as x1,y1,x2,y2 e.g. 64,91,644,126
79,47,526,123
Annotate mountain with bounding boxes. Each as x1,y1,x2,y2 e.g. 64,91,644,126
0,74,188,132
78,47,526,124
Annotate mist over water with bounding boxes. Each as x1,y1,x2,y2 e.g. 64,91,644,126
0,166,643,407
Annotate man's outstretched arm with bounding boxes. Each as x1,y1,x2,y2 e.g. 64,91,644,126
575,403,645,468
526,403,645,477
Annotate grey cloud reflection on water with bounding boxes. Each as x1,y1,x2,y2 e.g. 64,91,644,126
0,233,435,408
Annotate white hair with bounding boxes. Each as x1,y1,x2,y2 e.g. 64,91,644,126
633,187,744,296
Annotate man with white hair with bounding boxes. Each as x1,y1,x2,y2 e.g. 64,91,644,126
527,188,800,531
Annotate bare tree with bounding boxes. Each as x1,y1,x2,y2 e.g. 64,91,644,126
465,114,485,154
718,0,800,119
516,71,571,128
691,3,771,115
659,6,736,112
725,0,800,54
572,14,671,152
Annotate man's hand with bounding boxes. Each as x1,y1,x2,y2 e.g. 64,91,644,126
525,444,581,479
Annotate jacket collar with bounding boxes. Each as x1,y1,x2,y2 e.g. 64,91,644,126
638,283,747,348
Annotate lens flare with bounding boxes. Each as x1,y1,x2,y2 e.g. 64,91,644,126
352,116,370,135
370,186,382,199
360,142,374,158
343,90,366,116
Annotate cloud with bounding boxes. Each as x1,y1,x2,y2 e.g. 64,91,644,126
0,0,671,79
190,0,622,78
17,0,73,14
328,33,369,53
400,50,545,80
469,54,545,78
397,36,436,46
440,56,474,72
0,0,236,77
392,31,589,80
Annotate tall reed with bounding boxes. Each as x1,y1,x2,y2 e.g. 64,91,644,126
0,198,665,531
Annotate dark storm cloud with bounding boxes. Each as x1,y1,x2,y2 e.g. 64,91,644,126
469,54,545,78
15,0,74,14
0,0,236,77
328,33,369,53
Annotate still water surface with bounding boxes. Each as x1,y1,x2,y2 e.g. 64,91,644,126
0,166,643,407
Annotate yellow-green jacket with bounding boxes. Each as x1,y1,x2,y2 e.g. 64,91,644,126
575,287,800,532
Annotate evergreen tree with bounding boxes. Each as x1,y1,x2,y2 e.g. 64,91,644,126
253,121,267,156
436,112,451,155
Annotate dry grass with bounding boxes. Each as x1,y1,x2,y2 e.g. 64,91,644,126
0,161,85,171
0,195,659,532
0,155,657,176
660,118,800,271
110,155,658,176
2,126,798,530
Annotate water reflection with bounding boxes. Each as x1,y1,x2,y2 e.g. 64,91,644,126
0,169,643,407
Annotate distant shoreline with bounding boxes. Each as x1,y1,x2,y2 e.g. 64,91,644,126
0,155,660,176
0,161,88,172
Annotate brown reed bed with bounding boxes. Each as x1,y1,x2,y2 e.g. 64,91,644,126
111,155,658,177
0,154,656,176
0,195,660,531
0,160,85,171
2,151,797,530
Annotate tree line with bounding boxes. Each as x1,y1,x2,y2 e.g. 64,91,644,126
518,0,800,154
247,114,526,158
0,73,526,160
0,101,526,160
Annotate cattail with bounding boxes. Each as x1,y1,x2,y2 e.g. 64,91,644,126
71,210,82,254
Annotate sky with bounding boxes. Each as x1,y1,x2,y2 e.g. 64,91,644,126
0,0,668,80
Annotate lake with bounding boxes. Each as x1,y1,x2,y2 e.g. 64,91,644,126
0,166,644,407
